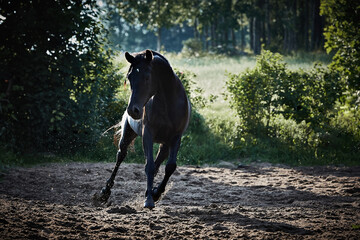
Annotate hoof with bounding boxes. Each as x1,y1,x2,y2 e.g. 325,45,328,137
92,192,105,207
100,187,111,202
91,188,111,207
144,197,155,209
152,187,162,202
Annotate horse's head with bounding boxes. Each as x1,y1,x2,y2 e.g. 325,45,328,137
125,49,155,120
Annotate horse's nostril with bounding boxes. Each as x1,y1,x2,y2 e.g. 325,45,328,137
133,106,140,115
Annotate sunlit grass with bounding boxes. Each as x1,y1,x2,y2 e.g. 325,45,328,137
168,54,256,98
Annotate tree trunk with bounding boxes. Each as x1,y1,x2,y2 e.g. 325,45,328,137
211,24,215,48
204,26,209,50
304,0,309,51
265,0,271,46
231,28,236,50
156,28,161,51
194,18,199,39
224,25,229,48
250,17,254,51
283,0,296,53
213,21,218,47
298,0,308,50
291,0,297,52
253,17,261,54
311,0,323,50
241,25,246,52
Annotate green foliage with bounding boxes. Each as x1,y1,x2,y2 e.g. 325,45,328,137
226,50,359,165
227,50,342,131
116,0,181,31
227,51,287,133
174,68,206,109
0,1,123,153
115,0,184,50
321,0,360,91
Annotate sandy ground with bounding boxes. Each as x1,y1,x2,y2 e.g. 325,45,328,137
0,162,359,239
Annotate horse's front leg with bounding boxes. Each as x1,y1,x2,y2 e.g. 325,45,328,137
154,144,169,177
153,135,181,202
143,126,155,209
92,119,137,205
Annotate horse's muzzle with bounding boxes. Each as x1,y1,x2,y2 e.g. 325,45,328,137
127,105,142,120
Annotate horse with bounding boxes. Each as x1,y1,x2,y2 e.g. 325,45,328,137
93,49,191,209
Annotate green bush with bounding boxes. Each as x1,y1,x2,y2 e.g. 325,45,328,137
227,50,342,132
226,50,359,165
226,51,287,133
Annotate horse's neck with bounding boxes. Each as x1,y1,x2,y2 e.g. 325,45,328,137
153,65,182,104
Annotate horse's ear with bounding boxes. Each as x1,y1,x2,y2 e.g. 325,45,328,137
125,52,135,64
145,49,153,62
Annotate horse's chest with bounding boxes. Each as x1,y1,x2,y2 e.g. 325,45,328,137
147,115,174,142
143,97,184,143
127,114,143,136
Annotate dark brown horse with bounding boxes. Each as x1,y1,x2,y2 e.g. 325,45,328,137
94,50,191,209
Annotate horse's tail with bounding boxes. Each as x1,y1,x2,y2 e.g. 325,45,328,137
113,122,123,147
113,112,128,147
101,114,125,147
103,113,136,151
101,122,121,146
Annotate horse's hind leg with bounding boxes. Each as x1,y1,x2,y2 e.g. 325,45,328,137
93,119,137,204
152,136,181,202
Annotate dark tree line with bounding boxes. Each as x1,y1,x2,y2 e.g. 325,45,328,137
246,0,324,54
107,0,325,54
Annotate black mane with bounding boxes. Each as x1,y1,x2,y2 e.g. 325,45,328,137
130,50,170,68
151,51,170,66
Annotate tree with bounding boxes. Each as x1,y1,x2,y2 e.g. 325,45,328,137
321,0,360,91
117,0,181,51
0,0,121,152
